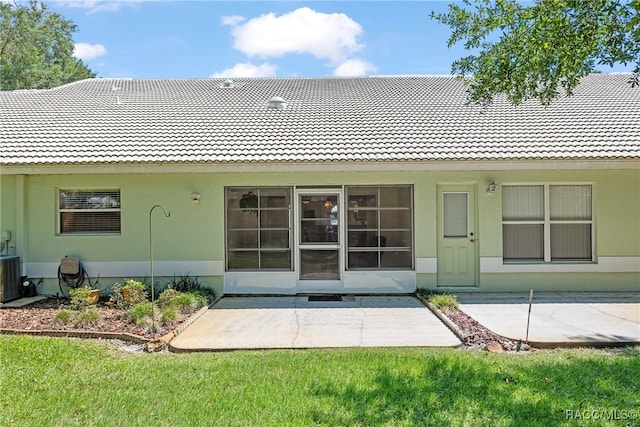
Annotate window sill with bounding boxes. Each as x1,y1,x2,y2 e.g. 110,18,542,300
57,233,121,237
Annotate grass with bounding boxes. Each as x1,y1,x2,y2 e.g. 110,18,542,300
1,336,638,426
74,309,102,327
417,289,459,311
428,293,458,311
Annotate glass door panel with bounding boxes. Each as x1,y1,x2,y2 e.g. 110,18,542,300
300,195,339,243
300,250,339,280
297,191,343,292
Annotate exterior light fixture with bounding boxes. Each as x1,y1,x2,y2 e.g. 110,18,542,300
487,181,497,195
191,192,201,204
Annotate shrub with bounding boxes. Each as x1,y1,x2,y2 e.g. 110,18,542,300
54,310,73,325
74,309,101,327
156,288,181,308
172,292,208,311
69,287,93,310
107,284,127,310
160,306,178,326
122,279,148,305
166,273,215,304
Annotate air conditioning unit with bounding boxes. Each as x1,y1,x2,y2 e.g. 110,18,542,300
1,256,21,303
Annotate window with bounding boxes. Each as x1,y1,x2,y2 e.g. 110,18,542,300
346,186,413,269
502,185,593,262
59,189,121,234
226,187,292,270
443,193,468,237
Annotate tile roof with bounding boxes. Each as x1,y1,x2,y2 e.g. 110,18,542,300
1,74,639,166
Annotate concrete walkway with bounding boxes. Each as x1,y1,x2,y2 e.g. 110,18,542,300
170,295,461,352
457,292,640,347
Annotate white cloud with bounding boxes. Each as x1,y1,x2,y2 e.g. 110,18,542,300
228,7,364,64
333,58,376,76
73,43,107,61
209,62,277,78
221,15,245,26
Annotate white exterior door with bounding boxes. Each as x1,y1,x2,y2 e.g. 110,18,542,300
296,189,343,293
437,185,478,287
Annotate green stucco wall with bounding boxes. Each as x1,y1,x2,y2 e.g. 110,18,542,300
0,174,17,243
1,167,638,294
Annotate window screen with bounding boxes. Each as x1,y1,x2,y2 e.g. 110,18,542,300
346,185,413,270
226,187,292,270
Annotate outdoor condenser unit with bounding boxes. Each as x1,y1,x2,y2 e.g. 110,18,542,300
1,256,21,303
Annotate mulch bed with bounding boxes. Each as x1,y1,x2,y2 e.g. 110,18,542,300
0,298,201,339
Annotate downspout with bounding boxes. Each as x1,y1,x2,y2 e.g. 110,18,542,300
16,175,27,277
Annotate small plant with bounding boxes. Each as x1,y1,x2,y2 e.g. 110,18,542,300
160,306,178,326
165,273,215,304
69,287,95,310
166,273,202,293
54,310,73,325
171,292,207,311
428,292,458,311
74,309,101,327
125,302,154,326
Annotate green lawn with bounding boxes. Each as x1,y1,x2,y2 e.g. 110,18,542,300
1,336,638,426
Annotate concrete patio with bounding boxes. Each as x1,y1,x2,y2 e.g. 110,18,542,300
169,295,462,352
457,292,640,347
169,291,640,352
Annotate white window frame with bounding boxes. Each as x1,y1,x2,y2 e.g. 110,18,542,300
502,183,594,263
58,188,121,235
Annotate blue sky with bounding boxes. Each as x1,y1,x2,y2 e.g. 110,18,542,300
50,1,633,79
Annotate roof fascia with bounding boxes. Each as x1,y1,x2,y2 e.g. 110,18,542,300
1,160,639,175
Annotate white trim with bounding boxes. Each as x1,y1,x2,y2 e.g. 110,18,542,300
481,257,640,273
342,270,416,293
2,160,638,175
25,260,224,279
416,257,437,273
223,270,417,294
225,271,297,294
